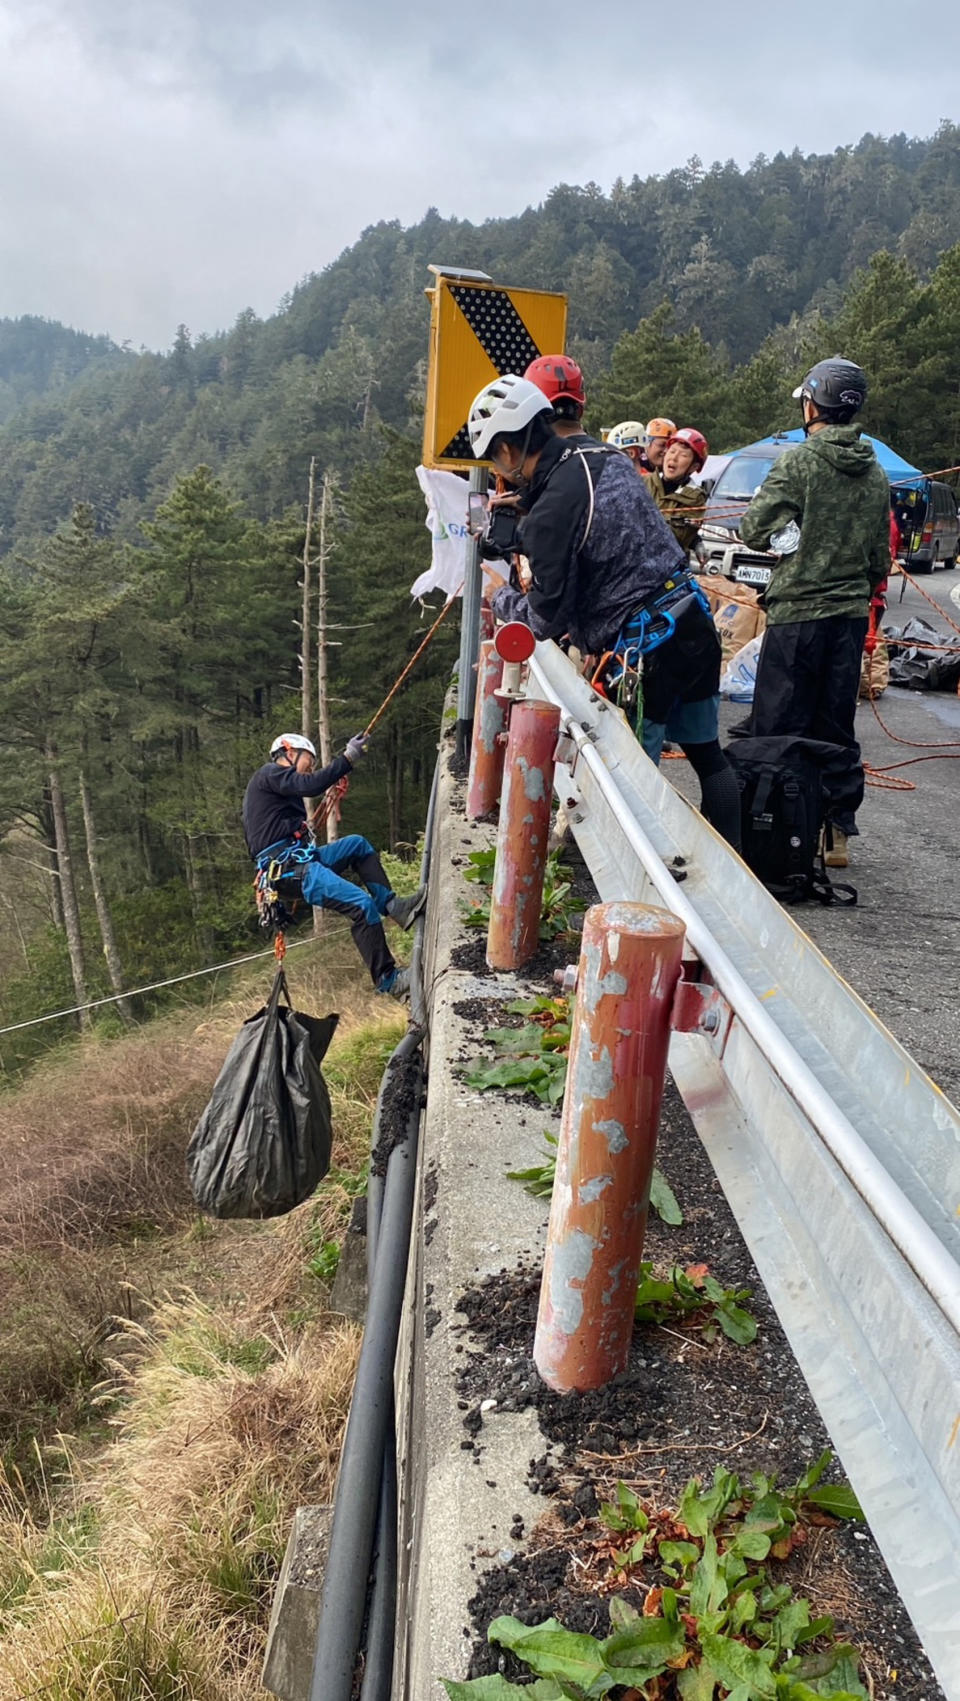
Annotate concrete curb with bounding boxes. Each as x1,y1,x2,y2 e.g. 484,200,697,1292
394,751,567,1699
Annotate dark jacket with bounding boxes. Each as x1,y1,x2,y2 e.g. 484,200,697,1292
242,755,352,858
739,426,890,626
492,435,687,654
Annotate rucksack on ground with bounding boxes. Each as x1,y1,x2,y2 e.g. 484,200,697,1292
724,736,857,906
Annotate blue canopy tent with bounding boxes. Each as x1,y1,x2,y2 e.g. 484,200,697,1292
755,429,923,483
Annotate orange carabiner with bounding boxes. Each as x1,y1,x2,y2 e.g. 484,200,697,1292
589,652,614,697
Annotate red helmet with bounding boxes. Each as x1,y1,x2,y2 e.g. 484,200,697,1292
667,427,709,470
524,354,585,408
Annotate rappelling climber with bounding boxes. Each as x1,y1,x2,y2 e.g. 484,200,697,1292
242,732,425,998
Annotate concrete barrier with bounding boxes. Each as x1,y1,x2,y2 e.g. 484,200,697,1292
393,748,567,1699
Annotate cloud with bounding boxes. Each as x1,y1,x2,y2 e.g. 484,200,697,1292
0,0,945,347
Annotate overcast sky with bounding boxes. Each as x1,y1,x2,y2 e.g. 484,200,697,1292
0,0,947,349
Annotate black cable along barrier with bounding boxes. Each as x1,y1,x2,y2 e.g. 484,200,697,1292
306,760,439,1701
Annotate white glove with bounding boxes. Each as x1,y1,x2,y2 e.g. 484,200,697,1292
345,733,369,764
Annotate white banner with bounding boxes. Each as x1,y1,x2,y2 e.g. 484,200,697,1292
411,465,471,600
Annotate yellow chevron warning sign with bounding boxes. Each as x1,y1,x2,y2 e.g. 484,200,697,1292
423,272,568,470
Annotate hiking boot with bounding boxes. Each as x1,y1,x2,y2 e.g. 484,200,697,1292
377,967,411,1000
824,828,849,869
386,886,427,930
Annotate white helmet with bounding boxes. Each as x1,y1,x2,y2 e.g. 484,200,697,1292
468,374,553,460
606,420,645,449
270,732,317,759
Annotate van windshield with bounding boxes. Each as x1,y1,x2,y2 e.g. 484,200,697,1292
711,456,779,502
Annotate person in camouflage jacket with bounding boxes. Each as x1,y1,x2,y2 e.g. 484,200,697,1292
738,359,890,864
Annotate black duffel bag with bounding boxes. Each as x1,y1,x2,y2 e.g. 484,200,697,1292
187,968,338,1218
724,735,857,907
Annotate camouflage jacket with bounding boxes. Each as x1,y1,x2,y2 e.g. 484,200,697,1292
739,427,890,626
646,469,706,554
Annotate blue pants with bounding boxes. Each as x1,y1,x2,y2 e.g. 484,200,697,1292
297,835,391,923
259,834,396,987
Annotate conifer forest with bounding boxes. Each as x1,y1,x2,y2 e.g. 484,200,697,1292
4,123,960,1067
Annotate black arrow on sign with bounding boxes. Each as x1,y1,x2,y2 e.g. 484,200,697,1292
439,287,543,461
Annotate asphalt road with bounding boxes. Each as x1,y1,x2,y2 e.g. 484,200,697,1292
684,566,960,1105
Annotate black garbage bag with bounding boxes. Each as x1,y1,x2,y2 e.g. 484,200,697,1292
884,617,960,692
187,968,338,1218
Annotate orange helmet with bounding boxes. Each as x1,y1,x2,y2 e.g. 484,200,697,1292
644,417,676,445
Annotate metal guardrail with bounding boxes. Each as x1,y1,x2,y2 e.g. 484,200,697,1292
526,640,960,1700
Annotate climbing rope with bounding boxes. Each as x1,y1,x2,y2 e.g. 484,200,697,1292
304,590,460,839
364,585,462,737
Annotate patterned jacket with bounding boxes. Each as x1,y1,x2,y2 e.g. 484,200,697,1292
492,434,687,654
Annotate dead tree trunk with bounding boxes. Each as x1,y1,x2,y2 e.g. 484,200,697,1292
79,769,133,1024
46,749,90,1028
41,789,65,929
385,724,402,849
315,470,339,846
301,456,316,739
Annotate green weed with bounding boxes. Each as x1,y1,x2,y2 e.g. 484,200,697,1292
306,1240,341,1283
461,850,585,940
442,1454,866,1699
635,1260,758,1347
160,1316,276,1380
463,998,570,1106
506,1135,683,1227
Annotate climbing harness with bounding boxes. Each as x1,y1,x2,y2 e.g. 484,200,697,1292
589,573,712,738
253,832,314,935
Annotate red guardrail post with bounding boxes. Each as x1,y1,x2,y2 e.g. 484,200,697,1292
466,641,506,820
534,901,686,1393
486,697,561,972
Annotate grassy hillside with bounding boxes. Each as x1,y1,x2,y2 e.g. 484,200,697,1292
0,932,403,1698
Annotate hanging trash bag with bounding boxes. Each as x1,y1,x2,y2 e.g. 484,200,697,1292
187,968,338,1219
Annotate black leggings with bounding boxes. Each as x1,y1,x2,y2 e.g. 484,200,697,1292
681,740,742,851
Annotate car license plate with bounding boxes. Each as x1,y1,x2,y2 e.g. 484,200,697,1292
734,563,771,587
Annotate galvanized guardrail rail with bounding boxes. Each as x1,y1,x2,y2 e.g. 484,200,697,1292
526,640,960,1699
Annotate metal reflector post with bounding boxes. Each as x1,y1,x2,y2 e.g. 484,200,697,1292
486,696,560,971
534,901,686,1393
466,641,506,820
455,465,487,762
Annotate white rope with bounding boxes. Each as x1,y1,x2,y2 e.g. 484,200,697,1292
0,927,352,1038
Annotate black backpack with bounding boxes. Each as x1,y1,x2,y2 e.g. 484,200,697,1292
724,736,857,906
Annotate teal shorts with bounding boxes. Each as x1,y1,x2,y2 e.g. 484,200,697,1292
641,694,720,765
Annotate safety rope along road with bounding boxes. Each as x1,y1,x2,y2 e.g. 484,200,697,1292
0,927,352,1037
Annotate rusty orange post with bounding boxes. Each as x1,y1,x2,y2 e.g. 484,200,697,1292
534,901,686,1393
466,642,506,820
486,698,561,972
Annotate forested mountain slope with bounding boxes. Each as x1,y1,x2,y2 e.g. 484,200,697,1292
3,124,960,555
3,123,960,1066
0,316,130,425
